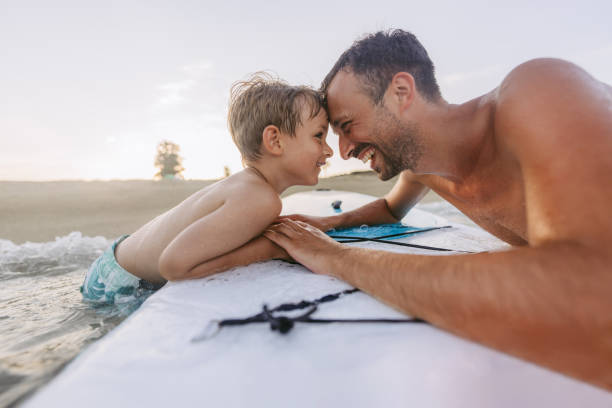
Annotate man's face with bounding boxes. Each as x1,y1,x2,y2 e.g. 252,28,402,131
326,70,424,180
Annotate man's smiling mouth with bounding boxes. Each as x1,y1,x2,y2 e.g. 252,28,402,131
357,145,376,164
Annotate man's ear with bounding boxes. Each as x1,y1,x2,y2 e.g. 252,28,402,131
385,72,416,113
261,125,283,156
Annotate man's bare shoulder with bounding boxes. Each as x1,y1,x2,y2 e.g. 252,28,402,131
488,59,612,246
493,58,611,152
498,58,606,94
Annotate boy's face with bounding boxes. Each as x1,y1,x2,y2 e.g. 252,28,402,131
282,107,332,186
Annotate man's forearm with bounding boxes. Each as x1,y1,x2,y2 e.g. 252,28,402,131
329,198,401,229
325,243,612,389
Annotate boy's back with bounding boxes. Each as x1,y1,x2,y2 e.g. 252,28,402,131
115,169,280,284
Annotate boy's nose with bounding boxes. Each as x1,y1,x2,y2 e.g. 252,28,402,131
338,134,355,160
323,140,333,158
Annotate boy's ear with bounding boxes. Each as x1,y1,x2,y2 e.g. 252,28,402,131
261,125,283,156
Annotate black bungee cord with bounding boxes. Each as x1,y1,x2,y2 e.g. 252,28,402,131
192,288,425,342
329,225,475,253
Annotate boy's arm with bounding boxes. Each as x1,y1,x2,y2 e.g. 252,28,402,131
171,236,290,280
278,171,429,231
158,188,281,281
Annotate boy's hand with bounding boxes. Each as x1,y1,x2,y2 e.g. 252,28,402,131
275,214,335,232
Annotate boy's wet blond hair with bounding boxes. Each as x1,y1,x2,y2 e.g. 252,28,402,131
228,72,324,162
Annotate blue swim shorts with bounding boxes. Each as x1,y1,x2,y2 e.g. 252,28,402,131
81,235,158,304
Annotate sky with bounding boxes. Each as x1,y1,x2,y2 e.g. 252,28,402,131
1,0,611,181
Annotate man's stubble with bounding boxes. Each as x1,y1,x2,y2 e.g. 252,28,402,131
370,106,424,181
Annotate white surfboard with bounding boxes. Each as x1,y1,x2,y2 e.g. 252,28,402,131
24,191,612,407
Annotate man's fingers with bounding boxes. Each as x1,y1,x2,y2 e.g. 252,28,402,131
266,221,301,239
276,214,303,222
275,219,304,234
263,230,286,246
294,220,314,230
284,219,303,230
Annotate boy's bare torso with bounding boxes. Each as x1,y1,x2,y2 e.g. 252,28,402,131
115,170,272,284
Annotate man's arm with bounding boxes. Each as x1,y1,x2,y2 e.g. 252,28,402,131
264,223,612,389
265,60,612,389
279,171,429,231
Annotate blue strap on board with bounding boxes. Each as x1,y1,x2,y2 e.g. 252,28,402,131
327,223,473,253
327,223,431,240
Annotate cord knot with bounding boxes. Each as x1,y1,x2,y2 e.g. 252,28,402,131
262,304,317,335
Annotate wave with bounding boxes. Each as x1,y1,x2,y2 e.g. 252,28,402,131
0,232,111,280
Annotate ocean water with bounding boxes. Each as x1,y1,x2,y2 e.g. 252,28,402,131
0,202,472,407
0,233,138,407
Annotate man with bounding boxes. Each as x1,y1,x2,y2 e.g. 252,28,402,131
264,30,612,390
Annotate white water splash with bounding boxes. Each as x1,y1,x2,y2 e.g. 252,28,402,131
0,232,110,279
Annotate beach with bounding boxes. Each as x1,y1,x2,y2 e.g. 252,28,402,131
0,171,443,244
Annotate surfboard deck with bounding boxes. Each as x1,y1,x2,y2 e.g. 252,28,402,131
24,191,612,407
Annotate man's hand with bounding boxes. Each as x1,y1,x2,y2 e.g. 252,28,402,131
264,219,346,274
275,214,336,232
266,237,293,262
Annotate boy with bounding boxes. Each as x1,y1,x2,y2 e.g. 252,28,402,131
81,73,332,304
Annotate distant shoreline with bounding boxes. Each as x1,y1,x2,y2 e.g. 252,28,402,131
0,171,441,244
0,169,377,184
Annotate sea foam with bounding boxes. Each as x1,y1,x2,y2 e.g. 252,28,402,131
0,232,110,279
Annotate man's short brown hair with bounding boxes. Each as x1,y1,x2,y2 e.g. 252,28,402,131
321,29,441,105
228,72,324,162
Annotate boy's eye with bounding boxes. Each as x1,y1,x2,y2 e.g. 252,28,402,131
314,132,323,140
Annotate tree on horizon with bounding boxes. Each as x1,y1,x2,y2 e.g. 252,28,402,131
154,140,185,180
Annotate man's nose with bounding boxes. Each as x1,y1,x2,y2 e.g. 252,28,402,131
338,133,355,160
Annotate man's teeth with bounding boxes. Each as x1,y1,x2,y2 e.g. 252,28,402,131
361,149,375,163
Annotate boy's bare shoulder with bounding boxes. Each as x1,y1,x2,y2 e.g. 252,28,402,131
225,171,282,217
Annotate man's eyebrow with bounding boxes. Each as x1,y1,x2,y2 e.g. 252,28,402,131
332,115,349,128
